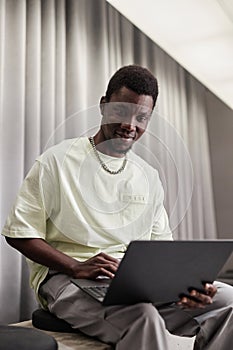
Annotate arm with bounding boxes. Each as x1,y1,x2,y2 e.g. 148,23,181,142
5,237,119,279
4,159,119,280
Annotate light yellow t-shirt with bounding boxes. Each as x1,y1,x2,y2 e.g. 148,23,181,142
2,137,172,306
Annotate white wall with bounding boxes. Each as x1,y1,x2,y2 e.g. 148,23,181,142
206,90,233,271
206,91,233,239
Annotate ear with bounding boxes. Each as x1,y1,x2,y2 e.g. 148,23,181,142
99,96,106,115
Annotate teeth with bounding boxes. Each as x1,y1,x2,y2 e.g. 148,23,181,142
116,134,132,139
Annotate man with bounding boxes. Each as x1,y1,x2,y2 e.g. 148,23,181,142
2,65,233,349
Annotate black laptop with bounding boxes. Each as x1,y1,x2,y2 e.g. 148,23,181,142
71,240,233,306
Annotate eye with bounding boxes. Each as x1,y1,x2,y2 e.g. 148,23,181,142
113,106,127,118
137,114,149,123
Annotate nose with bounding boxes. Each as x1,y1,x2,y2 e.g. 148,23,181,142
120,122,136,132
120,116,137,132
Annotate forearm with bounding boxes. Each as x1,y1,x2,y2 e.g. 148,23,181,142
5,237,79,277
5,236,119,280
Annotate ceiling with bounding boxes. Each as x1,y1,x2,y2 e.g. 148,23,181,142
106,0,233,110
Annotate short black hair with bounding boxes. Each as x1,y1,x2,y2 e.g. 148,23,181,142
105,65,158,108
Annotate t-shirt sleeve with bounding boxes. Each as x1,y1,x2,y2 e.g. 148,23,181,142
151,173,173,241
1,160,47,239
151,206,173,240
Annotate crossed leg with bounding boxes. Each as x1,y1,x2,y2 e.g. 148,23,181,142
40,275,233,350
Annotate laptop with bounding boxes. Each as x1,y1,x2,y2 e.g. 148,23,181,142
71,240,233,306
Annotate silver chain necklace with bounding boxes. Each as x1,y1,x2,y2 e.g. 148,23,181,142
89,136,127,175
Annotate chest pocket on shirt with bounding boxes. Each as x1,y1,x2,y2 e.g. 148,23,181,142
119,192,153,228
120,193,147,204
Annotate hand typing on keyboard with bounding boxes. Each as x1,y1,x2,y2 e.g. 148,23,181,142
70,252,120,280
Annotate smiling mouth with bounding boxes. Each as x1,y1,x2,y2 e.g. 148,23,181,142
115,133,135,141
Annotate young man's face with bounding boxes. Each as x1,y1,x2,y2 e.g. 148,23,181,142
99,87,154,157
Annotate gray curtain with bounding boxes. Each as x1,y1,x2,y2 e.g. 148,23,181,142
0,0,216,323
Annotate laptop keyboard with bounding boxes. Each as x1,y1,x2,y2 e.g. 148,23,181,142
83,286,109,300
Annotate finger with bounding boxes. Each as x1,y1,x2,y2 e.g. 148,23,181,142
88,260,119,276
89,257,119,271
76,261,116,279
98,267,115,279
92,254,120,267
97,262,118,274
204,283,217,298
177,289,212,309
76,266,115,280
97,253,120,265
177,296,205,309
189,290,213,305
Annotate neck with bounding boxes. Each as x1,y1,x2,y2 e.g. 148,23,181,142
92,131,126,158
89,136,128,175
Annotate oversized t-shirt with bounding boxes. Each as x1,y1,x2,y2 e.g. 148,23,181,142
2,137,172,305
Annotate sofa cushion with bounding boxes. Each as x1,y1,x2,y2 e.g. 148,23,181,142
32,309,74,333
0,325,57,350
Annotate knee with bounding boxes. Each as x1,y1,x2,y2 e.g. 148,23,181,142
214,282,233,308
135,303,159,322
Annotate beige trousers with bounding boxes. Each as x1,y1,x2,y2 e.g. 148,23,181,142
40,275,233,350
